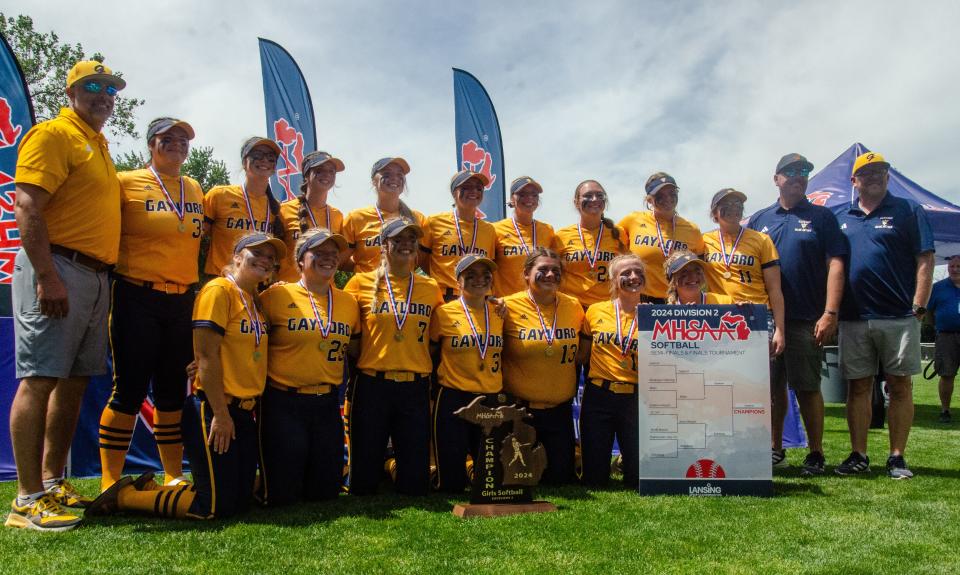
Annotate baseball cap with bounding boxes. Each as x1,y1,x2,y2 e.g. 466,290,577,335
450,170,490,193
665,252,706,280
371,157,411,178
645,172,678,196
455,254,498,277
296,229,348,261
510,176,543,195
65,60,126,90
775,153,813,174
233,233,287,259
380,217,423,242
241,137,282,159
852,152,890,177
301,151,345,174
710,188,748,211
945,254,960,261
146,117,195,142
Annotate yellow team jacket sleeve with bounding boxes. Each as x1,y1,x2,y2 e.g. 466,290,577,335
501,291,584,405
491,218,557,297
430,299,504,393
584,300,639,383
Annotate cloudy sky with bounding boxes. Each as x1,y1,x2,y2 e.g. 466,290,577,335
11,1,960,230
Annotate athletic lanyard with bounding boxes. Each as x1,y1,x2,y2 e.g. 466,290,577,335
614,300,638,364
459,296,490,367
226,274,263,348
453,210,478,256
384,271,415,339
241,183,271,233
577,221,604,271
527,290,558,348
717,227,745,279
299,280,333,340
149,166,185,231
511,217,538,256
654,214,675,258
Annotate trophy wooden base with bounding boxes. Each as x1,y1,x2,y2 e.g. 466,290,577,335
452,501,557,518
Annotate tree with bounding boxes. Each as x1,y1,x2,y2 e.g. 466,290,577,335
112,146,230,191
0,13,145,139
112,151,148,173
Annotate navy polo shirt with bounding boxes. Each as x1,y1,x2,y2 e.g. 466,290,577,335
928,278,960,332
748,198,847,321
835,192,934,320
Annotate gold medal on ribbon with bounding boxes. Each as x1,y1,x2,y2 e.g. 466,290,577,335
318,340,329,352
253,351,262,362
544,346,555,357
394,332,405,342
723,270,732,280
178,222,186,233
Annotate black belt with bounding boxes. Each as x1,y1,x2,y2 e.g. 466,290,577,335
590,379,636,394
50,244,112,272
115,274,196,295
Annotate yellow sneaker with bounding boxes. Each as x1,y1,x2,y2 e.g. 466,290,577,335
46,479,93,508
5,494,81,532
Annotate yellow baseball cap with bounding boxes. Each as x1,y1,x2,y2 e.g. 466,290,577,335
66,60,126,90
852,152,890,177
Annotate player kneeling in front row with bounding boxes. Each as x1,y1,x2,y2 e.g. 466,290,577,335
87,233,284,519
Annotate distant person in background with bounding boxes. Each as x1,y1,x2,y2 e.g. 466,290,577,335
747,153,846,476
835,152,934,479
926,254,960,424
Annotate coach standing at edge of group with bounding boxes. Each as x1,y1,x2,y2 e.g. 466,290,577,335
834,152,933,480
7,60,125,532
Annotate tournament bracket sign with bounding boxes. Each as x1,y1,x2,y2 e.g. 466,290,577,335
636,305,773,497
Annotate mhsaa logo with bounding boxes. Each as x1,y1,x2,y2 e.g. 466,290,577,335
652,312,750,342
273,117,305,201
686,458,725,479
460,140,496,190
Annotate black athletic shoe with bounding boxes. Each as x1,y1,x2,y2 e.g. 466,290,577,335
939,410,952,424
800,451,825,477
834,451,870,476
772,449,788,468
886,455,914,480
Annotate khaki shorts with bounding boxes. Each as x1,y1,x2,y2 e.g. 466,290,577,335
772,320,822,392
12,250,110,379
839,317,920,380
934,331,960,378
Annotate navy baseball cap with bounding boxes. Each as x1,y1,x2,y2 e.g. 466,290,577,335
665,252,705,280
241,137,282,159
450,170,490,193
233,233,287,259
510,176,543,195
645,172,678,196
296,229,348,261
380,217,423,242
301,151,345,174
775,153,814,174
710,188,748,211
146,117,195,141
455,254,497,277
371,157,410,178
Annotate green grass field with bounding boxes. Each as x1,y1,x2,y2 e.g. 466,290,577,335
2,377,958,575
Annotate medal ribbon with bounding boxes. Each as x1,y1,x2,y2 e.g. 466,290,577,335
384,272,415,333
654,215,675,258
459,297,490,361
226,274,263,347
717,227,745,275
299,281,333,339
614,300,638,361
306,204,331,231
149,166,185,223
577,221,604,270
527,290,558,346
511,217,538,256
241,183,271,233
453,210,478,256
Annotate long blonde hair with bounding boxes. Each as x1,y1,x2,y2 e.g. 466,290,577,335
663,249,707,304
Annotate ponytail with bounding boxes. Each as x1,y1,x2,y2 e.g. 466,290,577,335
296,194,312,234
264,185,285,241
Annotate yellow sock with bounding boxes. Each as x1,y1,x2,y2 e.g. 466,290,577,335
98,407,136,491
118,485,194,518
153,409,184,483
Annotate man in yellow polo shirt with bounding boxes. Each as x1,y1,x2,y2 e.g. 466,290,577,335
6,60,124,532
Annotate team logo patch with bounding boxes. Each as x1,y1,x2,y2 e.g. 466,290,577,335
287,303,298,309
685,458,725,479
795,219,812,233
231,202,240,209
94,64,105,73
876,216,894,229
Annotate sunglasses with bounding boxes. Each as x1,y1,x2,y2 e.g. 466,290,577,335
82,81,119,96
248,151,278,163
780,167,811,178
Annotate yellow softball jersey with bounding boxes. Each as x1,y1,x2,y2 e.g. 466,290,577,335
584,300,639,383
192,277,268,399
203,185,274,275
618,211,704,299
702,227,780,306
260,282,359,387
342,206,427,273
344,270,444,374
421,212,497,295
276,199,344,283
553,223,626,307
501,291,584,406
430,298,504,394
115,169,204,285
491,217,557,297
15,108,121,264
